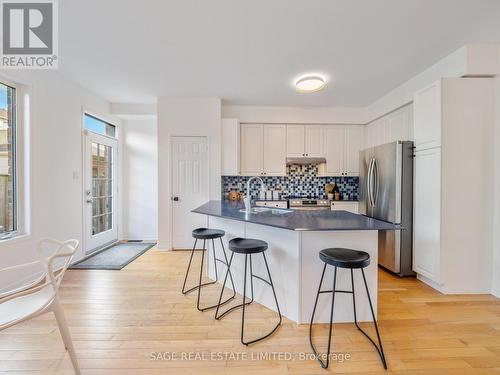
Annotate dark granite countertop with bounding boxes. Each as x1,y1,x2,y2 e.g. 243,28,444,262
192,200,401,232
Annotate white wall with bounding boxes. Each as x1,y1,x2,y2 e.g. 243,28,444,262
365,44,499,123
0,70,116,287
222,105,366,124
493,47,500,297
157,97,221,250
121,118,158,241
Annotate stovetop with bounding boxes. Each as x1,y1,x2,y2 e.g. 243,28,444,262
288,197,330,207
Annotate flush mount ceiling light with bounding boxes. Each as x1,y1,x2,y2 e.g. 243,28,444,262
295,75,326,93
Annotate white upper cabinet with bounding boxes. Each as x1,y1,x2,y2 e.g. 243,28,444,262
240,124,286,176
240,124,263,176
322,125,364,176
365,104,414,148
221,119,240,175
238,123,362,177
286,125,305,157
322,126,344,176
413,81,441,150
344,126,365,175
385,104,413,143
263,125,286,176
286,125,323,157
305,125,323,157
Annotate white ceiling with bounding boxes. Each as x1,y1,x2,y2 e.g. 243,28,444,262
60,0,500,106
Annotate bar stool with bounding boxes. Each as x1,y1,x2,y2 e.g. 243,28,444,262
181,228,236,311
309,248,387,369
215,237,282,345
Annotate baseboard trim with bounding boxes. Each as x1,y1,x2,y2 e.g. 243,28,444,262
417,273,494,295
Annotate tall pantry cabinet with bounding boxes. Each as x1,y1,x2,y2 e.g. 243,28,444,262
413,78,494,293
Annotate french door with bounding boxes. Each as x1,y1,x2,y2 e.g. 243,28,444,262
84,131,118,253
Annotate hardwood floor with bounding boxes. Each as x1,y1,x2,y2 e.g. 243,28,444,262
1,246,499,374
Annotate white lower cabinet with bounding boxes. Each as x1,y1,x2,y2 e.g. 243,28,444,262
413,147,441,283
411,78,494,294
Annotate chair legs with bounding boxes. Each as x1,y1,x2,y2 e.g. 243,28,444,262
53,300,81,375
357,268,387,369
309,266,387,370
309,263,336,369
182,237,236,312
216,252,282,346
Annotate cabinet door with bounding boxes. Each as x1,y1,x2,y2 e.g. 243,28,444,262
221,119,240,175
240,124,263,175
323,126,344,176
387,104,413,142
365,118,385,147
344,126,364,176
414,81,442,150
413,147,441,283
263,125,286,176
305,125,324,157
286,125,305,157
364,122,375,148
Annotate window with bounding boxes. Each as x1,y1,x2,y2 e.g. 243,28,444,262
0,83,16,237
91,142,113,235
84,113,116,137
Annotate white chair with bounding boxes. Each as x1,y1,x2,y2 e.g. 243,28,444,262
0,239,81,375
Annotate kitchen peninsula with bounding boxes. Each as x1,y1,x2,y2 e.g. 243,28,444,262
193,200,399,324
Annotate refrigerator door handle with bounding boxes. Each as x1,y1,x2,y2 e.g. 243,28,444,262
367,158,373,207
372,158,379,206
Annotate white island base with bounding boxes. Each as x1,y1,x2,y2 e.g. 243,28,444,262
206,216,379,324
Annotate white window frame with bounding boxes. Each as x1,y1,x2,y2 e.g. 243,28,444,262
0,75,31,243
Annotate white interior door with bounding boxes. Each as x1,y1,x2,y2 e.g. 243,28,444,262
171,136,209,249
84,131,118,253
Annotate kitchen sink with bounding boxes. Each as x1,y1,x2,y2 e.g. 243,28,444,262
239,207,270,214
269,209,292,215
239,207,292,215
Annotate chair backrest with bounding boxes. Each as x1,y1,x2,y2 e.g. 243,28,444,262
37,239,79,292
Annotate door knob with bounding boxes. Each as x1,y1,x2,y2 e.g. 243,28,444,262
171,196,179,201
86,199,93,204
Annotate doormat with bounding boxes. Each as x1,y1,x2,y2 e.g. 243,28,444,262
70,242,156,270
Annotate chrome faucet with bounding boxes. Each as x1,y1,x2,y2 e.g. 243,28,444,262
244,176,266,212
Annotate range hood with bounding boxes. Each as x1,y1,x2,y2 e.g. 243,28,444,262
286,157,326,165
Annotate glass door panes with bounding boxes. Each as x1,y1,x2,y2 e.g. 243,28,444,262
91,142,113,235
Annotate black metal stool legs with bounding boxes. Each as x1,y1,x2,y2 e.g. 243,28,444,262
215,252,282,345
355,268,387,369
181,237,236,312
241,252,282,345
309,263,337,369
215,251,254,319
309,266,387,370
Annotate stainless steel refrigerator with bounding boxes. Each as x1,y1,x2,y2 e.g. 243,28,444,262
359,141,414,276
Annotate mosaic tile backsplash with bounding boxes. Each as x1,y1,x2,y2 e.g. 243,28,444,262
222,164,359,200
